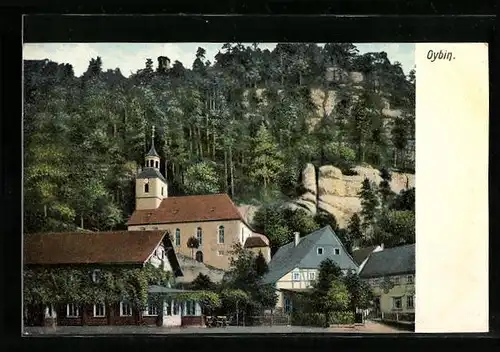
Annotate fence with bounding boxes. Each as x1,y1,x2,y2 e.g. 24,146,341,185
249,314,291,326
368,311,415,324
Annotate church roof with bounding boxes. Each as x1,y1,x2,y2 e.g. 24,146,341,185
146,144,159,157
137,167,166,183
24,231,168,265
127,193,243,225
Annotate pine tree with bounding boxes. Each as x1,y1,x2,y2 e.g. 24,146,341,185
378,167,394,207
359,178,380,240
249,123,284,193
254,251,269,277
347,213,363,246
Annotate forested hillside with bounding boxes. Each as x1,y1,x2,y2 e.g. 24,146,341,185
24,43,415,250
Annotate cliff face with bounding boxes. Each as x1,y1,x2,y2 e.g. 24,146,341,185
238,163,415,229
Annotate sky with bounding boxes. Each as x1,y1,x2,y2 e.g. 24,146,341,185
23,43,415,78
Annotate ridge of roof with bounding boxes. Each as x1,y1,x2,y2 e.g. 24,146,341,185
262,225,357,284
24,230,168,265
359,243,415,278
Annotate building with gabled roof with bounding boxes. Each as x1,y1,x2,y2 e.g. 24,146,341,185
127,127,270,270
261,225,358,313
23,230,207,328
359,243,415,321
352,244,384,273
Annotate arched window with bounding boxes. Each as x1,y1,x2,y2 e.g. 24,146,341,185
196,227,202,245
144,184,149,193
175,228,181,246
155,161,159,168
195,251,204,263
218,225,225,244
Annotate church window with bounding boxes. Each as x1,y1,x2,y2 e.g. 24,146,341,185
196,227,203,245
175,229,181,246
218,226,225,244
144,184,149,193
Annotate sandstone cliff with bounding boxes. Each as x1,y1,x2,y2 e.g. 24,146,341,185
238,163,415,229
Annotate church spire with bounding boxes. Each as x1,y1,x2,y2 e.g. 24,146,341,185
146,126,159,158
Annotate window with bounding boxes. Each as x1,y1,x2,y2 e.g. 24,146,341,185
155,161,159,168
93,303,106,317
185,301,196,316
334,248,340,255
241,228,244,243
292,272,300,281
173,302,179,315
217,250,224,256
218,225,225,244
308,272,316,281
91,269,101,283
284,297,292,313
161,187,164,196
406,295,414,309
195,251,204,263
120,301,133,317
196,227,203,245
392,297,402,310
66,304,80,318
145,301,159,316
317,247,324,255
407,275,414,284
392,276,400,285
175,229,181,246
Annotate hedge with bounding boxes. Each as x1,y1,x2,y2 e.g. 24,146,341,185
291,311,355,327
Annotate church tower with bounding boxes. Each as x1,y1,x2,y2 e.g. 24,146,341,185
135,126,168,210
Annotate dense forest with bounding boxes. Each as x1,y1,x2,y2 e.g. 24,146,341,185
24,43,415,249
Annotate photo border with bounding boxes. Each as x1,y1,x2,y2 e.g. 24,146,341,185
1,2,498,350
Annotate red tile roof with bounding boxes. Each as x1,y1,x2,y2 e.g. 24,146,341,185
244,236,269,248
127,193,243,225
24,231,167,265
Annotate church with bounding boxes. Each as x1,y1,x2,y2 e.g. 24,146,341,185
127,128,271,270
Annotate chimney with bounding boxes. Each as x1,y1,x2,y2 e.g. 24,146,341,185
294,232,300,247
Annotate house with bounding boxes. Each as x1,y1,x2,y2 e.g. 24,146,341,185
352,244,384,273
126,128,270,270
359,243,415,321
23,230,204,327
261,225,359,313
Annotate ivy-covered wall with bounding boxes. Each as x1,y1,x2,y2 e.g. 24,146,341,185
23,262,171,308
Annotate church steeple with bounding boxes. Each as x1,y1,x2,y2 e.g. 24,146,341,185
145,126,160,170
135,125,168,210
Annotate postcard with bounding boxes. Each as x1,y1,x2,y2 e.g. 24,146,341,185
21,42,488,335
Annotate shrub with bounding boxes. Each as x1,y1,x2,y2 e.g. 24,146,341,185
291,311,355,326
329,311,355,324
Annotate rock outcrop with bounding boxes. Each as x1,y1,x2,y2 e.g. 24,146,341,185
238,163,415,229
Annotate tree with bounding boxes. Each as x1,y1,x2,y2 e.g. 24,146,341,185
359,178,380,241
254,250,269,276
391,187,415,212
346,213,363,247
187,236,200,259
378,167,394,207
311,259,343,296
183,160,221,195
188,273,217,291
249,123,284,194
343,272,374,314
314,211,339,232
323,280,350,326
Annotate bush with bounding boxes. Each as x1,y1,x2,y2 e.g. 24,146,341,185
291,311,355,327
290,312,325,327
329,311,355,325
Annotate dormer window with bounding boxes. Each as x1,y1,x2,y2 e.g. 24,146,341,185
334,248,340,255
317,247,324,255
